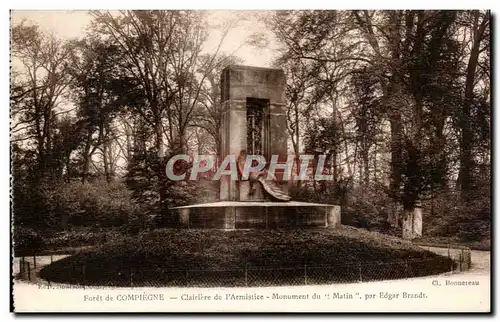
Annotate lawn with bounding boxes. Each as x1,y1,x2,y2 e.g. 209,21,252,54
39,226,453,287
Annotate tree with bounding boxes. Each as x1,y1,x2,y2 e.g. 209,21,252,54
349,67,382,186
457,10,490,198
269,10,490,239
191,53,243,157
11,22,75,178
68,36,131,182
91,10,242,216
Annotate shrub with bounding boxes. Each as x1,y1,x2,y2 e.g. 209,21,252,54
423,186,491,242
39,227,452,286
123,211,154,235
44,179,139,229
13,227,45,255
43,228,125,249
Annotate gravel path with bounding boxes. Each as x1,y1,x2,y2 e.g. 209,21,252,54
460,250,490,275
419,246,490,275
12,255,70,276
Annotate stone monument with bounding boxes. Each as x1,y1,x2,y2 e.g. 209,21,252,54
172,65,340,229
219,65,289,202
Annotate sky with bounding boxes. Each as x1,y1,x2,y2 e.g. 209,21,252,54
10,10,279,68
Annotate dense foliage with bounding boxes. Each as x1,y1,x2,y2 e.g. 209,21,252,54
269,10,490,241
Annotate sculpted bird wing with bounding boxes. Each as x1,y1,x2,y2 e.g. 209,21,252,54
257,174,291,201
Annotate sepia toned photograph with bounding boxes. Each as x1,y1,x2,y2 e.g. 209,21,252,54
10,9,491,313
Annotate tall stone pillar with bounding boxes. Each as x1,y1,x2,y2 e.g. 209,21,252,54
220,99,247,201
326,206,341,228
219,65,287,201
412,204,423,238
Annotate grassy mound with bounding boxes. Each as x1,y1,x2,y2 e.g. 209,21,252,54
39,226,452,287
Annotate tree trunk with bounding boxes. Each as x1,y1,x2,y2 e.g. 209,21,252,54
401,208,414,240
386,11,404,228
459,11,488,198
388,202,401,228
331,149,337,186
65,155,71,183
389,111,403,224
362,146,369,186
124,118,133,163
155,120,164,162
196,129,202,155
402,203,423,240
82,131,92,183
287,102,301,187
413,203,423,238
103,138,111,183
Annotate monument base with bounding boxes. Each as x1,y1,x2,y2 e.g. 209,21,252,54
171,201,341,230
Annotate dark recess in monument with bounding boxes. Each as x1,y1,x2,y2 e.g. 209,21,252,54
246,97,269,158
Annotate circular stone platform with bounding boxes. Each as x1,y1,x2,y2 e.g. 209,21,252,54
171,201,341,229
